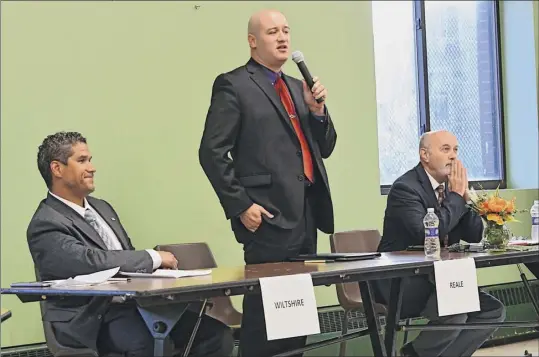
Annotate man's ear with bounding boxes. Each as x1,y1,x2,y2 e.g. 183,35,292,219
50,161,63,179
420,148,429,163
248,34,257,49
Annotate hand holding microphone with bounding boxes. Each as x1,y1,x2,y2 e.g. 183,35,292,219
292,50,327,114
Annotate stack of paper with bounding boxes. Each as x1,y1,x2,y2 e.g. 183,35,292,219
49,267,120,287
119,269,211,278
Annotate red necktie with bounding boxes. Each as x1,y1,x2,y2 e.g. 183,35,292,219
274,77,314,183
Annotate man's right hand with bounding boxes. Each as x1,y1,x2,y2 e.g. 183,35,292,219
158,251,178,269
448,159,468,197
240,203,274,232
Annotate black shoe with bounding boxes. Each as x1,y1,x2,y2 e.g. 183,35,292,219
400,342,419,357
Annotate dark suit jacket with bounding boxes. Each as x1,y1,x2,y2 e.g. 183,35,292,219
27,193,153,351
199,58,337,237
378,163,483,252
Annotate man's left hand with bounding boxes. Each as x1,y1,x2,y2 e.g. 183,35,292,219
302,76,327,116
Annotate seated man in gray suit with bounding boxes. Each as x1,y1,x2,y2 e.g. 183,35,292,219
376,130,506,357
27,131,234,357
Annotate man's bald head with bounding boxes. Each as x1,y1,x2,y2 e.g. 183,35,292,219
248,9,284,36
247,9,290,72
419,130,456,150
419,130,459,183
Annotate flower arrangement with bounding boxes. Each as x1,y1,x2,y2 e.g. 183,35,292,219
467,185,527,249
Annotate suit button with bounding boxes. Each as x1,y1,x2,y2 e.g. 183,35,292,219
296,150,302,157
97,314,102,320
297,175,304,181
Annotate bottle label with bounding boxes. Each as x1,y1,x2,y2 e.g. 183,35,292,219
425,227,439,238
533,217,539,225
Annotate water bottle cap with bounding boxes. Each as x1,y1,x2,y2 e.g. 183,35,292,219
535,200,539,205
427,208,434,213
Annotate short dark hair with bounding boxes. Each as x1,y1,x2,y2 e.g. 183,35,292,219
37,132,87,188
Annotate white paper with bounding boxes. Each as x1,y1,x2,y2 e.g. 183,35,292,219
434,258,480,316
119,269,211,278
508,239,539,246
50,267,120,287
259,273,320,340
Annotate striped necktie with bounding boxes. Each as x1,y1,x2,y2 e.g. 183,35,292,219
84,208,116,250
436,184,449,247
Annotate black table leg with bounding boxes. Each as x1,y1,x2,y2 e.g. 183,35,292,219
359,281,387,357
182,299,208,357
518,264,539,317
137,302,190,357
384,278,403,357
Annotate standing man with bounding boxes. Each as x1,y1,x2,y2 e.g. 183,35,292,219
198,9,337,357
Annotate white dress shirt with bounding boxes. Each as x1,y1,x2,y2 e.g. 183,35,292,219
49,192,161,270
424,170,445,200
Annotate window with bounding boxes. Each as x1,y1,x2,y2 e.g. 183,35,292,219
372,0,505,193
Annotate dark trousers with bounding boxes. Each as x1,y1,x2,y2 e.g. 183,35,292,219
375,276,506,356
235,186,317,357
55,303,234,357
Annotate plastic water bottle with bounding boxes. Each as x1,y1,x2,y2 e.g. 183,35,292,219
424,208,441,258
531,200,539,242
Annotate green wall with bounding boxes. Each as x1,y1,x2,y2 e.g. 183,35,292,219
535,0,539,102
1,1,538,348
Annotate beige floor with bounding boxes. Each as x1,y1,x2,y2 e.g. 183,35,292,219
473,339,538,356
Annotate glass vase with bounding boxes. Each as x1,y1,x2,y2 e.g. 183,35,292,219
482,220,511,251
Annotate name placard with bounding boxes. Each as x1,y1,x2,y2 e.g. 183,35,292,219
434,257,480,316
259,273,320,340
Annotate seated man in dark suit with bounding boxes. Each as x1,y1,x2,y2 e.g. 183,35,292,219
27,131,234,357
377,130,506,357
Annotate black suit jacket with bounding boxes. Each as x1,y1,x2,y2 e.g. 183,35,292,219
378,163,483,252
199,58,337,236
27,193,153,351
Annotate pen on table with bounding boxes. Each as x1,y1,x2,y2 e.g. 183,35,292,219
304,260,332,264
108,278,131,282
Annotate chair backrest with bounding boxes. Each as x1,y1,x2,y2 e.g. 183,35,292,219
154,242,242,327
330,230,387,313
330,229,382,254
154,242,218,270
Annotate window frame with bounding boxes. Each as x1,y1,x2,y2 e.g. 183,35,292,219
379,0,507,195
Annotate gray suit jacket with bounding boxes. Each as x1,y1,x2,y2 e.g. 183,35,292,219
27,193,153,350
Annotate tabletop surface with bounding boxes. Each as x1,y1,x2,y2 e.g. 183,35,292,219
2,248,537,298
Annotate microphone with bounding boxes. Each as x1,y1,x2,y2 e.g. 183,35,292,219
291,50,324,103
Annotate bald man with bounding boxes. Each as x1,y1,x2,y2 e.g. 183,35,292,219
199,9,337,357
376,130,506,357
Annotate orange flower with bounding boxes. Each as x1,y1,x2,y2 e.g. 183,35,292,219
487,213,504,225
479,201,490,215
487,197,506,213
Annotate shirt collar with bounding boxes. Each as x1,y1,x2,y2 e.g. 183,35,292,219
424,169,445,192
49,191,89,217
252,58,283,85
264,67,282,86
